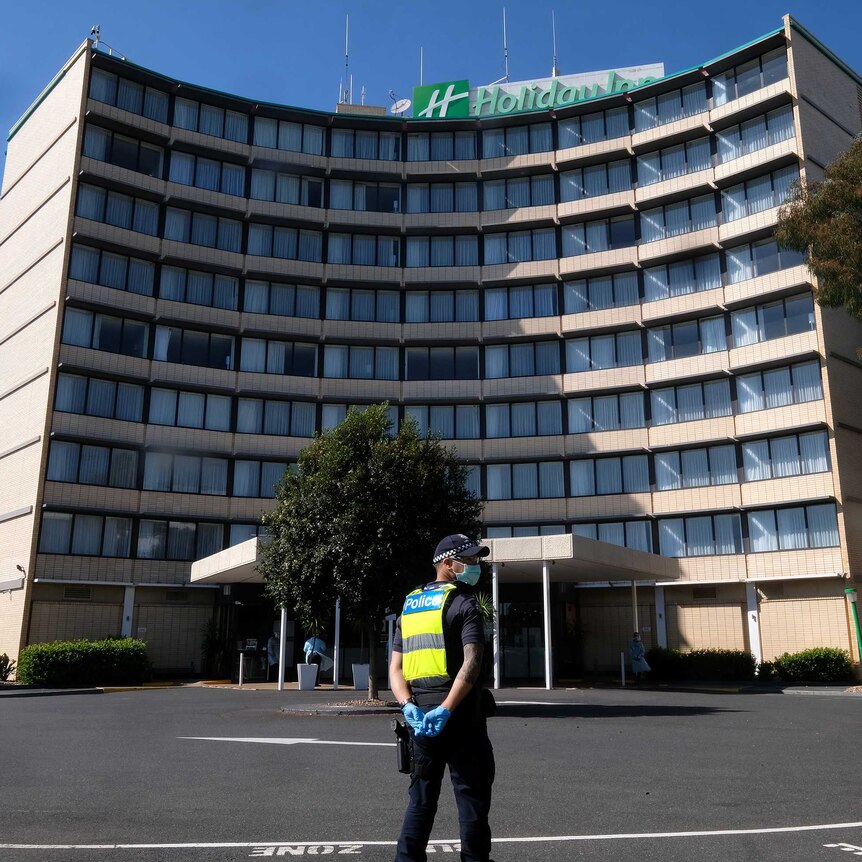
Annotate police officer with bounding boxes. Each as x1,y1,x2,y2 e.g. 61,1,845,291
389,534,495,862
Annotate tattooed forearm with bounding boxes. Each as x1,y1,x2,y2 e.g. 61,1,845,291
456,643,484,686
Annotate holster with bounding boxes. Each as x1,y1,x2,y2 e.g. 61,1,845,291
391,717,412,775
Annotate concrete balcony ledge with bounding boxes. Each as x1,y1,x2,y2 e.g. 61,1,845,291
562,365,646,394
85,99,171,140
559,246,639,276
728,330,819,373
66,279,156,318
718,207,780,244
327,156,402,177
635,168,714,207
561,304,642,334
245,255,325,281
713,137,800,184
165,181,246,215
482,259,558,283
724,265,812,308
479,151,555,175
565,428,650,456
631,113,711,150
482,375,563,400
637,226,720,264
734,399,828,439
405,159,480,178
403,265,480,285
709,79,793,126
555,137,631,167
80,157,166,199
249,147,326,172
247,199,325,225
403,212,479,231
73,218,161,257
740,472,835,509
240,313,321,340
644,350,730,385
557,191,635,221
651,483,741,516
481,204,557,229
649,415,736,450
642,287,725,324
325,208,401,230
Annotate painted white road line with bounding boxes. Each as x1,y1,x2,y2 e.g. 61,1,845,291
3,820,862,850
179,737,394,747
495,700,582,706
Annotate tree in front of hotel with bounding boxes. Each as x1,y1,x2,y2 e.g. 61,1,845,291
259,404,483,700
775,136,862,336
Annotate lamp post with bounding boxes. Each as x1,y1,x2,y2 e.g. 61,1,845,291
845,589,862,663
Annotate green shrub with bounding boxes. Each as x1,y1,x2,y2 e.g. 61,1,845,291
645,647,756,681
757,660,778,680
772,647,854,683
17,638,151,686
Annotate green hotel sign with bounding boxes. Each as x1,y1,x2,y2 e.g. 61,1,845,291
414,65,664,119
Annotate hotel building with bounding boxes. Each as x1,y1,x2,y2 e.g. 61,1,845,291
1,15,861,681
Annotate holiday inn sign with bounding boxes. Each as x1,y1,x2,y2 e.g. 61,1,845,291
413,63,665,119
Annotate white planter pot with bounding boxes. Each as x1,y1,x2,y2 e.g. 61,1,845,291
352,663,369,690
297,663,318,691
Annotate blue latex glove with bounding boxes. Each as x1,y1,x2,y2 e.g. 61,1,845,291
419,706,451,737
402,703,425,734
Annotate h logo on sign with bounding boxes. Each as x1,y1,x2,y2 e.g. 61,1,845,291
413,80,470,119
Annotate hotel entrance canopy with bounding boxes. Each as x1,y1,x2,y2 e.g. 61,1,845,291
190,534,680,689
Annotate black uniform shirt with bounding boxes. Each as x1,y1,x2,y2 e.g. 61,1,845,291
393,580,485,712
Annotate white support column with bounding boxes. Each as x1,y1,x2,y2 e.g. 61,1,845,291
386,613,396,692
654,586,667,648
745,582,763,665
277,607,287,692
333,597,341,690
120,586,135,638
542,560,553,691
491,563,501,690
631,580,639,635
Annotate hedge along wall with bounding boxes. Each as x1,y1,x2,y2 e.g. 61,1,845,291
16,638,151,686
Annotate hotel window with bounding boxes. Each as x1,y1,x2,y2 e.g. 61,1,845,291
76,183,159,237
565,331,642,370
148,388,231,431
83,125,163,177
138,519,224,560
250,170,323,206
326,287,399,322
327,233,400,266
483,175,555,210
568,391,646,432
404,405,482,440
233,461,289,498
320,403,399,432
62,309,148,358
329,180,400,213
558,106,629,147
640,193,716,242
164,208,242,252
721,165,799,222
485,341,560,378
650,379,732,425
330,128,401,160
486,283,558,320
143,452,228,496
486,462,565,500
40,512,132,558
253,118,324,154
159,266,239,310
742,430,830,482
655,444,737,490
637,136,711,185
406,182,478,213
406,235,478,267
644,253,721,302
236,399,316,438
560,160,631,201
573,521,653,553
563,272,638,313
54,373,145,422
153,325,234,370
647,314,726,362
407,131,476,161
487,525,567,538
485,401,563,437
168,151,245,196
712,48,788,107
47,441,138,490
717,105,795,163
736,360,823,413
172,98,248,143
482,123,553,158
405,346,480,380
570,455,650,496
239,338,317,376
561,215,636,255
747,503,838,552
634,81,707,131
731,293,815,347
404,290,479,322
244,281,320,318
725,238,805,283
247,224,322,261
322,345,399,380
88,68,169,123
68,244,155,296
484,228,556,263
658,513,743,557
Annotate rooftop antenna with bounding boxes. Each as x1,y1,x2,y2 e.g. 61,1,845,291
420,46,424,86
551,11,561,78
342,15,350,104
389,90,412,116
360,85,366,106
89,24,126,60
487,8,510,87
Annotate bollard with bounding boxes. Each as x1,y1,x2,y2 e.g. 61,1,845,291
620,651,626,687
238,651,244,687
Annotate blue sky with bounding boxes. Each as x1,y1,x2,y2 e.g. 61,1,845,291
2,0,862,177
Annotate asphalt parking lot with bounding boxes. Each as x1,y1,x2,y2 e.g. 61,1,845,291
2,685,861,861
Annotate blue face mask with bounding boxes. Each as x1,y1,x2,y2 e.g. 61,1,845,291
455,564,482,586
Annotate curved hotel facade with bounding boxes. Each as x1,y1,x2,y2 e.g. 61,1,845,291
1,15,861,679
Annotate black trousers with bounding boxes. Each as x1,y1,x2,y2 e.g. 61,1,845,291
394,718,495,862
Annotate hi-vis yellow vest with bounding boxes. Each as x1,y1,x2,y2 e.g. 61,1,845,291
401,583,458,688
